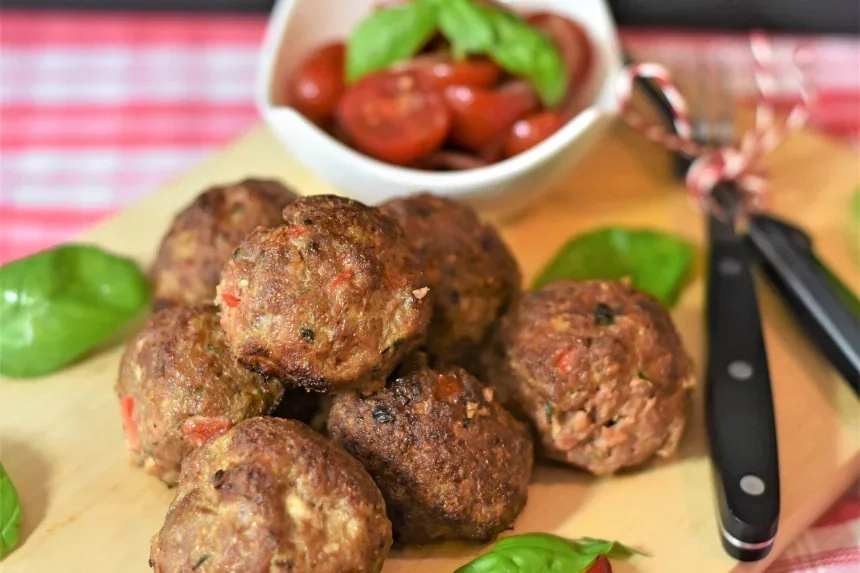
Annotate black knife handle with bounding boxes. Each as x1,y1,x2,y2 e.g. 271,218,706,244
705,210,780,561
748,215,860,394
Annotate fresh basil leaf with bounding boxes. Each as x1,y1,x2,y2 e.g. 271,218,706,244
573,537,646,558
455,533,642,573
0,461,21,559
433,0,568,106
346,0,439,82
533,227,696,307
436,0,495,57
0,244,151,378
480,5,568,107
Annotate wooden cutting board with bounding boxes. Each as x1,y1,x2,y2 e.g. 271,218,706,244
1,118,858,573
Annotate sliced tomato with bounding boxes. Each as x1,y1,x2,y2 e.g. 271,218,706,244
336,70,451,165
221,292,240,308
526,13,593,105
181,416,233,447
444,85,538,152
120,396,140,452
504,110,565,157
586,555,613,573
289,42,346,125
413,58,501,90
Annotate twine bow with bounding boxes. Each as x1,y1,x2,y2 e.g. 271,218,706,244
615,32,813,217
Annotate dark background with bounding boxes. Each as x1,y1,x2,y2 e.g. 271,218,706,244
2,0,859,35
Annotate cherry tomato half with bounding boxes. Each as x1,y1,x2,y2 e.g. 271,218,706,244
444,85,538,152
289,42,346,125
586,555,613,573
336,71,451,165
504,110,565,158
413,58,502,90
527,13,593,105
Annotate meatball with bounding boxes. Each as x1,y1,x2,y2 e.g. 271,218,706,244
151,178,297,308
483,280,695,475
327,355,533,545
116,305,284,486
216,195,431,394
149,417,392,573
379,193,520,367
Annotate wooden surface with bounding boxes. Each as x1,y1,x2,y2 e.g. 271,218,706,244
1,118,858,573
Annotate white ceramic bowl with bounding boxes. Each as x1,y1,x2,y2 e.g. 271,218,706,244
257,0,623,217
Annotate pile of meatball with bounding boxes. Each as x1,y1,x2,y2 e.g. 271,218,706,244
116,178,695,572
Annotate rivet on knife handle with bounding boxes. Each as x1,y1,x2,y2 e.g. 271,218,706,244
705,209,780,562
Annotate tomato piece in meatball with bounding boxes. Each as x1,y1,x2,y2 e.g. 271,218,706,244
116,305,284,486
216,195,431,394
379,193,520,368
151,178,298,309
149,417,392,573
483,280,696,475
328,355,533,545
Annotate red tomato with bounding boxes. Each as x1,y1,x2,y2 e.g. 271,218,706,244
527,13,593,104
587,555,613,573
336,71,451,165
444,85,538,152
413,58,501,90
504,110,565,157
120,396,140,452
181,417,233,447
289,42,346,125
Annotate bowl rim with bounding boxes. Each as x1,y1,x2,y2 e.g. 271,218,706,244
256,0,623,187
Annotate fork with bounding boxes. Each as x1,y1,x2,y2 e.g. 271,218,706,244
690,59,781,563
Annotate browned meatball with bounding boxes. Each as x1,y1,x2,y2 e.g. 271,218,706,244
149,417,392,573
483,280,695,476
379,193,520,367
327,355,533,545
151,178,297,308
116,305,283,486
216,195,431,394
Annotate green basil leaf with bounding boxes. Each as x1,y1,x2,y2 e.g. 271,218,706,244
436,0,495,56
0,244,151,378
346,0,439,82
533,227,696,307
455,533,642,573
435,0,567,107
480,4,568,107
0,461,21,559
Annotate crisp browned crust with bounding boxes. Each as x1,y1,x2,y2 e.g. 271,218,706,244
216,195,431,394
328,355,533,545
149,417,392,573
483,280,696,475
115,305,283,485
379,193,521,368
151,178,297,308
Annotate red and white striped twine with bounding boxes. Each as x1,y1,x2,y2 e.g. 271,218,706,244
616,31,813,216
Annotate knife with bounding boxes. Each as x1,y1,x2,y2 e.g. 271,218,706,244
705,184,781,561
748,214,860,393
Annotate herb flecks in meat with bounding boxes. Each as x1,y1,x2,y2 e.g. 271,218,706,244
300,327,315,343
593,303,616,326
372,403,395,424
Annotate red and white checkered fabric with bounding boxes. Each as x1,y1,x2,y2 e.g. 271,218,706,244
0,10,858,571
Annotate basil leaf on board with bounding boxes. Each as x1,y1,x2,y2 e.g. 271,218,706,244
455,533,642,573
0,244,151,378
345,0,439,82
533,227,696,307
0,461,21,559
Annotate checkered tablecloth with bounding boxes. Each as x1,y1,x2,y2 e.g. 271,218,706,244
0,9,858,571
